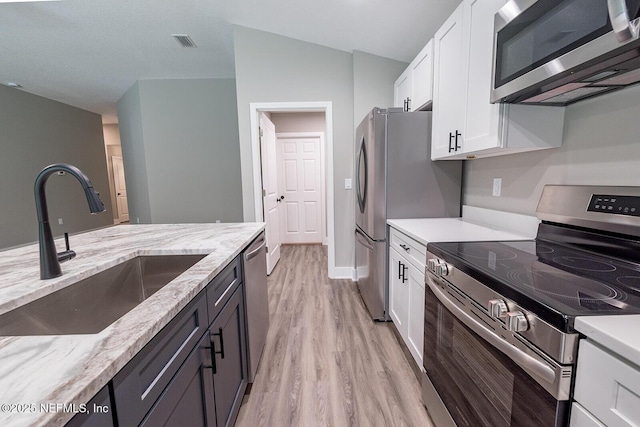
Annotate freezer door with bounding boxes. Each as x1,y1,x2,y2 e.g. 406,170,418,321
355,109,387,240
355,227,387,320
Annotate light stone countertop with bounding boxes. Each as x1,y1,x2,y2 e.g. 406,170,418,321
0,223,265,427
574,315,640,368
387,217,533,245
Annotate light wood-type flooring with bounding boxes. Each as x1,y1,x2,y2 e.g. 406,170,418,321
235,244,434,427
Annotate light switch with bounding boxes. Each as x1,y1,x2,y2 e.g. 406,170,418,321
345,178,352,190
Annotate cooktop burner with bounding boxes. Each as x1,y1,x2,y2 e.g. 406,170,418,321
428,239,640,330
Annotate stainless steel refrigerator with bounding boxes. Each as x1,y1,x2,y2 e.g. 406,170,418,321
354,107,461,320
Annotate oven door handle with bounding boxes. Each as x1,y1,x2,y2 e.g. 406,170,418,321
426,276,557,386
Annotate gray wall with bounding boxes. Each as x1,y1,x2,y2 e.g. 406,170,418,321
117,78,243,224
117,82,152,223
234,26,355,268
234,28,405,270
0,85,113,250
463,85,640,215
353,50,407,125
270,112,326,133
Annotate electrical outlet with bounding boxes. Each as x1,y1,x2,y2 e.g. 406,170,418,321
492,178,502,197
215,220,221,223
58,218,63,225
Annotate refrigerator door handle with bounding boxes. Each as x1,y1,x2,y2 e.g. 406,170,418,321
356,137,368,214
355,227,374,250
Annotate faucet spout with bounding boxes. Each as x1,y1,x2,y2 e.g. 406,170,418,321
35,163,106,280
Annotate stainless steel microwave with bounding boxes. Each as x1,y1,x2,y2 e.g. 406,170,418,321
491,0,640,105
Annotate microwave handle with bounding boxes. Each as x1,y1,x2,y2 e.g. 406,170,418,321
608,0,640,43
425,274,556,386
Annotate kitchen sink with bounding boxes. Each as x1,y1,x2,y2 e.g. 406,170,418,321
0,254,205,336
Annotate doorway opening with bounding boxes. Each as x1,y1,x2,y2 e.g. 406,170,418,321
103,122,130,224
249,102,336,277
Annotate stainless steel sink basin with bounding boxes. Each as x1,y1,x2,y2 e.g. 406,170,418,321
0,255,205,336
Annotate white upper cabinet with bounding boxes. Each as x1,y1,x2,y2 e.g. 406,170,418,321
394,68,412,111
431,0,565,160
431,3,466,159
394,40,434,112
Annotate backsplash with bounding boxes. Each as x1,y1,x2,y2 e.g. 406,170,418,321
463,84,640,216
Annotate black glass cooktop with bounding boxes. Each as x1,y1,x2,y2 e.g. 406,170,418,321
428,239,640,331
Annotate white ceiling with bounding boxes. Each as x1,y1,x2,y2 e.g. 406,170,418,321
0,0,461,121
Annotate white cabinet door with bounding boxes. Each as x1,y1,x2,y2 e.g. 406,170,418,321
389,247,410,341
431,3,466,160
394,68,412,111
407,262,425,368
461,0,506,154
431,0,563,160
574,340,640,427
409,40,434,111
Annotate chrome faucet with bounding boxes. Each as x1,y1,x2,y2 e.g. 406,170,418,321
35,163,106,280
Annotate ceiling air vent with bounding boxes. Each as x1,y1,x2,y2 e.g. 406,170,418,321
171,34,197,48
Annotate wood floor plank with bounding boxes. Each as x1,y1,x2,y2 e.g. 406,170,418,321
236,244,433,427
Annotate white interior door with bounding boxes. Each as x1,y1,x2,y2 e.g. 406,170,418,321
112,156,129,223
259,113,281,274
276,135,323,244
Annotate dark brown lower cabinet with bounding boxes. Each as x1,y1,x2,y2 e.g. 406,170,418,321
66,385,114,427
209,285,248,427
66,255,249,427
140,333,216,427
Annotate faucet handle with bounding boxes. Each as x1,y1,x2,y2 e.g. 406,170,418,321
57,233,76,263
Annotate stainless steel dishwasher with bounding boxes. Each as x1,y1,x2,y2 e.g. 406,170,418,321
243,231,269,382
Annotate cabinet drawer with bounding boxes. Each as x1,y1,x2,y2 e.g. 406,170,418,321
207,255,242,323
574,340,640,427
570,402,605,427
389,228,426,271
112,290,208,427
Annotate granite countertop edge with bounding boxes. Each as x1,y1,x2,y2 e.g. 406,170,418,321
0,223,265,427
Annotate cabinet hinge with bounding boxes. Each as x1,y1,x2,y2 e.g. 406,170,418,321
262,189,266,197
259,127,264,138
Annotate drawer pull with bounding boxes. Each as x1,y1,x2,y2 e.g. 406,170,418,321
399,244,410,252
215,281,236,307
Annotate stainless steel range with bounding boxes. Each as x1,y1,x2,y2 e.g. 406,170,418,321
422,185,640,427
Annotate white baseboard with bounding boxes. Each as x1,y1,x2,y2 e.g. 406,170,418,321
329,266,356,280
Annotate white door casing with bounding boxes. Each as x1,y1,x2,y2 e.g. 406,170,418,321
276,133,325,244
112,156,129,223
259,113,281,274
249,102,340,279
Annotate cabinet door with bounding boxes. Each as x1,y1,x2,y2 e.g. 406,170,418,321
410,40,434,111
209,285,248,427
389,248,409,340
140,333,216,427
394,68,412,111
66,386,114,427
431,2,466,159
406,262,425,369
461,0,507,154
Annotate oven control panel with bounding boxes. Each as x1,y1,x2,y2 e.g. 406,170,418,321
588,194,640,217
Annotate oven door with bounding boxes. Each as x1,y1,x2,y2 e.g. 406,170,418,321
422,272,570,427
